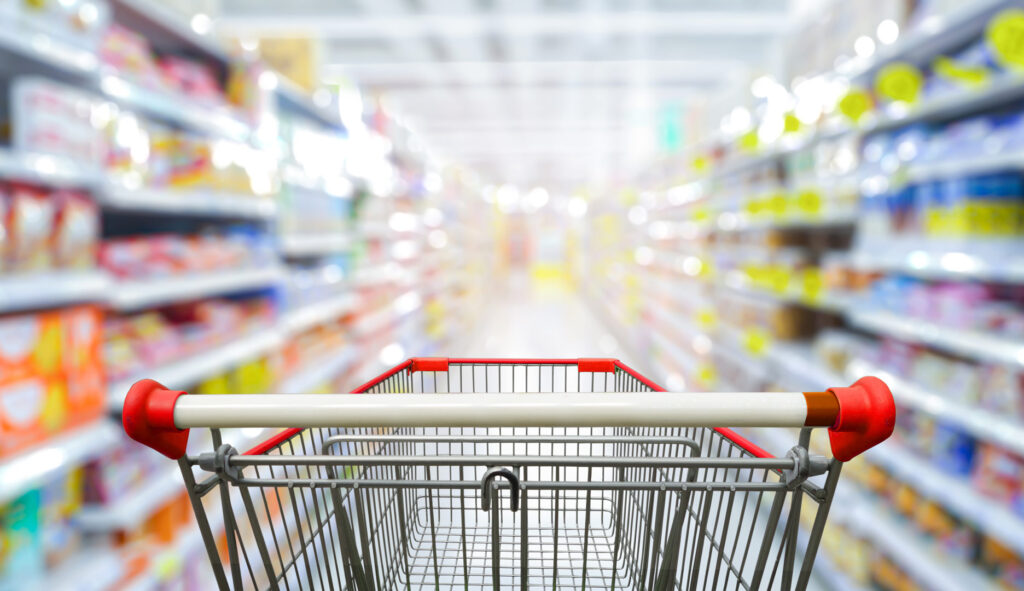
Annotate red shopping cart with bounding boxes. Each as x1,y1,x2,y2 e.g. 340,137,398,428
123,357,894,590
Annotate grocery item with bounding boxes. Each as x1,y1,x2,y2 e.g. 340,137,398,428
98,24,162,90
0,375,66,457
60,306,105,428
9,78,106,167
972,444,1024,516
0,491,42,586
5,184,54,272
52,191,99,270
0,310,62,381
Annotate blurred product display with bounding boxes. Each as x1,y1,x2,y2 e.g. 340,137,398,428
4,0,1024,589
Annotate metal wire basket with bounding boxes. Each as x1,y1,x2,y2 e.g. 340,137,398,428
122,357,894,590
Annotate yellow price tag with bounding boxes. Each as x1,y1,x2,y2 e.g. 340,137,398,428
767,192,788,218
692,205,711,224
932,56,991,87
795,189,823,217
784,113,802,134
988,9,1024,69
697,363,717,387
692,155,709,173
155,553,184,580
743,327,771,357
696,308,718,329
769,266,791,294
801,268,825,303
739,130,759,152
875,62,924,104
838,87,873,123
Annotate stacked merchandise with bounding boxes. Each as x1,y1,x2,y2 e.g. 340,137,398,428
587,1,1024,590
0,2,485,590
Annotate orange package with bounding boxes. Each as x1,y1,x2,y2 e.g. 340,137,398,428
61,306,106,427
0,310,63,381
0,375,68,457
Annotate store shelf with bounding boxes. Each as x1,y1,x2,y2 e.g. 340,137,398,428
0,24,98,76
908,151,1024,182
765,342,844,392
801,535,867,591
868,75,1024,134
108,328,283,406
99,183,277,218
847,359,1024,458
0,271,109,313
279,233,353,257
847,308,1024,367
836,488,999,591
282,293,359,334
279,344,359,394
77,466,182,531
111,0,233,64
98,74,253,142
23,546,125,591
108,266,284,311
842,0,1013,81
849,246,1024,283
719,272,854,315
723,210,859,233
275,77,344,130
0,149,100,187
865,441,1024,558
0,421,120,504
650,326,699,377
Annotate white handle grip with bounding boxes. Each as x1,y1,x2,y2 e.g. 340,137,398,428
171,392,811,429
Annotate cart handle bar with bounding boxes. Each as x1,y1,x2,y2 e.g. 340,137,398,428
123,376,893,462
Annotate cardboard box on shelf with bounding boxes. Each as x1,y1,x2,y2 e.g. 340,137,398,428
0,311,62,382
0,375,68,458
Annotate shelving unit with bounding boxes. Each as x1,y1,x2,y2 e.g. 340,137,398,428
0,271,109,313
0,422,120,504
847,359,1024,457
0,148,100,187
107,267,285,311
848,308,1024,366
98,183,278,218
279,233,352,257
582,4,1024,590
279,344,359,394
282,293,359,334
107,328,283,405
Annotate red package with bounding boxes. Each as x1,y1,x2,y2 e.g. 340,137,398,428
158,56,223,103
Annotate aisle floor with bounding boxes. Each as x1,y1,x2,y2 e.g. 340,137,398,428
448,271,629,360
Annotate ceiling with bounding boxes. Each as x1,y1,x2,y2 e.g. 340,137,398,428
213,0,799,192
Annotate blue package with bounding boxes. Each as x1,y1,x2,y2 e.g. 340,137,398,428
931,421,977,476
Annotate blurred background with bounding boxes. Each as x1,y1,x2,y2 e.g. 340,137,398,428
1,0,1024,589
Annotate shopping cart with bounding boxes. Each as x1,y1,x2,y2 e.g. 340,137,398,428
122,357,894,591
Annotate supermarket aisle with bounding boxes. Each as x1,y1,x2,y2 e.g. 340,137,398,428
449,271,625,360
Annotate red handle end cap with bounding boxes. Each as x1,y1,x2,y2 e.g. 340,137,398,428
827,376,895,462
122,379,191,460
